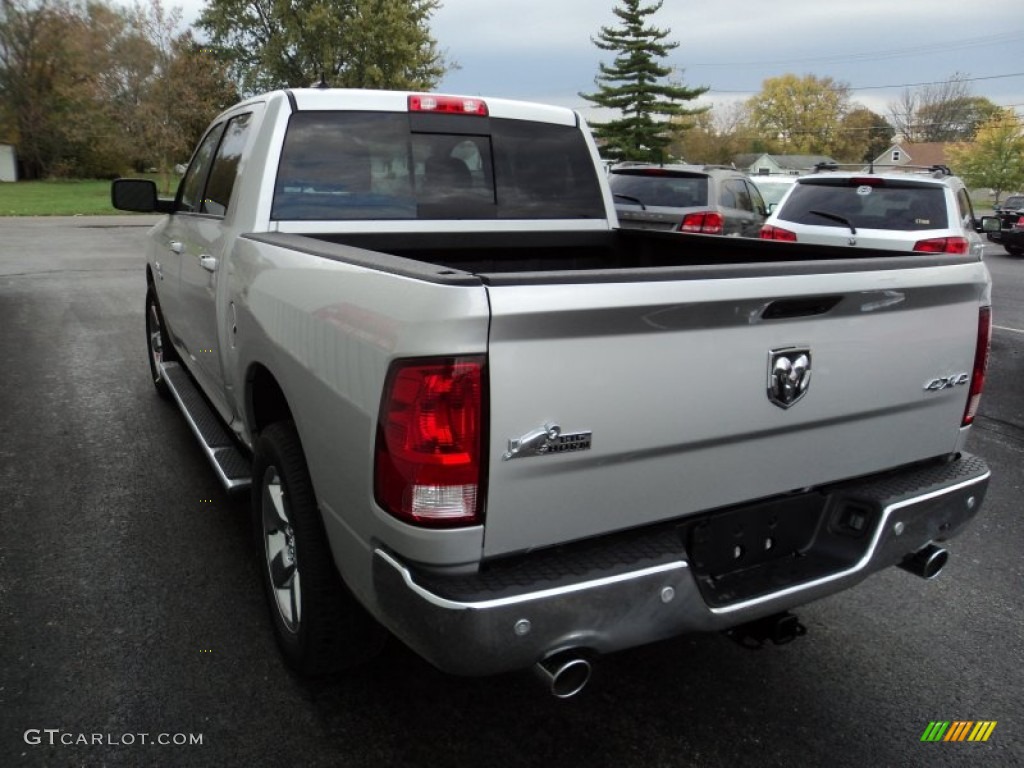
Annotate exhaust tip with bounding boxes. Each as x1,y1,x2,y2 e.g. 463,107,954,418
534,652,592,699
899,543,949,580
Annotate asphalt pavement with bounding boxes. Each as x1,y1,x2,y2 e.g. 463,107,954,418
1,217,1021,767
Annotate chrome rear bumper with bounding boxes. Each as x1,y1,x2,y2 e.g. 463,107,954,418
372,453,989,676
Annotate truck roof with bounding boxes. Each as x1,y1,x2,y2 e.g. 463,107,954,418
232,88,581,128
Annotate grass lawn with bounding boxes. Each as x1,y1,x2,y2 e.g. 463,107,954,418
0,176,173,216
0,179,121,216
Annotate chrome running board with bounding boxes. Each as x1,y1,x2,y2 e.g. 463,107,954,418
159,361,251,492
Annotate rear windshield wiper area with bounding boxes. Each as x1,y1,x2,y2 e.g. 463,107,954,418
613,193,647,210
809,209,857,235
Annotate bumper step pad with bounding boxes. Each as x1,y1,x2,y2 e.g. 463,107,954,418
160,362,251,491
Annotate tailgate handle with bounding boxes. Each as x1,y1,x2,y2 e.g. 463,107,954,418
762,296,842,320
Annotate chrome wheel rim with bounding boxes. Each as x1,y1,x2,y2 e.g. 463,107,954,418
261,467,301,633
148,302,164,375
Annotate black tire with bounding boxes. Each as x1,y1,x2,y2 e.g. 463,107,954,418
252,421,386,676
145,285,178,399
1007,246,1024,257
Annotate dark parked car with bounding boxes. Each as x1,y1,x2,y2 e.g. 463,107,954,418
989,194,1024,244
995,216,1024,256
609,163,768,238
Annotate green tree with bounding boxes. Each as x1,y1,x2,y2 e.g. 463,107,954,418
197,0,450,95
581,0,707,162
746,74,851,156
947,109,1024,205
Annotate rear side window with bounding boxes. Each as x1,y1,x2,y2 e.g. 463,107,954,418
777,180,948,231
272,112,604,220
720,179,753,212
608,173,708,207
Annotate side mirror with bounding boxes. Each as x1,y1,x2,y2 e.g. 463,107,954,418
980,216,1001,233
111,178,174,214
766,202,778,215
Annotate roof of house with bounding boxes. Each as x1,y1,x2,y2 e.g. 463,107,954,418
875,141,951,168
734,153,838,172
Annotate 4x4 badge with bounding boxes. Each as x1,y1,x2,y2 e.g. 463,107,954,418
768,347,812,409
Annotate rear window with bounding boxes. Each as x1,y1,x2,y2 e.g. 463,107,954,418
1003,196,1024,209
776,179,949,231
272,112,605,221
609,172,709,208
752,179,795,206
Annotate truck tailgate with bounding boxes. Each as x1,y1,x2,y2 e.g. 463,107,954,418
481,261,990,557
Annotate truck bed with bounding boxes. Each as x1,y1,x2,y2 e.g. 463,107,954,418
250,229,979,283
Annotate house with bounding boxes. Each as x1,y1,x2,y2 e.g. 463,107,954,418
0,144,16,182
733,153,838,177
868,135,952,171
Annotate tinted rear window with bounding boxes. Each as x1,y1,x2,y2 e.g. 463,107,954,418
609,172,709,208
272,112,605,221
776,180,948,231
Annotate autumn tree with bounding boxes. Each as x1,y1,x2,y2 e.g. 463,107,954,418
670,102,751,164
197,0,450,95
0,0,83,178
581,0,707,162
745,74,851,156
947,109,1024,205
0,0,235,179
833,107,893,163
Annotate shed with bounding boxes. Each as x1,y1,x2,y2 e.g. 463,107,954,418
0,144,16,182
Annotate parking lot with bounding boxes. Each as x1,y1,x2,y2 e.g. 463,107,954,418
1,216,1022,767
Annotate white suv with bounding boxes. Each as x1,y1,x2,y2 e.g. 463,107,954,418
759,165,986,256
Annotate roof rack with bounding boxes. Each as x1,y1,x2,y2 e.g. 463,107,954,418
812,161,952,177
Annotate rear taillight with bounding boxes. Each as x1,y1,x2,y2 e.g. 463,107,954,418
760,224,797,241
680,211,723,234
913,236,969,254
1016,216,1024,227
962,307,992,427
374,357,486,527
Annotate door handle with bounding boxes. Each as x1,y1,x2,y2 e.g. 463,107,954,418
169,241,184,254
199,255,218,273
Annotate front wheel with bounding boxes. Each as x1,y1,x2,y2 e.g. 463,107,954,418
252,421,385,676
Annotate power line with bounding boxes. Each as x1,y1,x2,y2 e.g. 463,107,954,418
686,32,1024,69
705,72,1024,95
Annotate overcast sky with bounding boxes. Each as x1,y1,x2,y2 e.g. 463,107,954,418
174,0,1024,123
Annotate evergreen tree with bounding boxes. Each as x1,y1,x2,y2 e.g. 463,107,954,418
581,0,707,162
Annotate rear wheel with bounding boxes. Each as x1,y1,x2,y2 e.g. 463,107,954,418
252,421,385,676
145,286,178,399
1006,245,1024,257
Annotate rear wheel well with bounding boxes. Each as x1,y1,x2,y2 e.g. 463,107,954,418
247,365,293,437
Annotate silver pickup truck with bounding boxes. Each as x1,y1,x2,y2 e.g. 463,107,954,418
113,88,992,698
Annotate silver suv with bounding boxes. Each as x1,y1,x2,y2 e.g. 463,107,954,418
609,163,767,238
760,164,986,256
